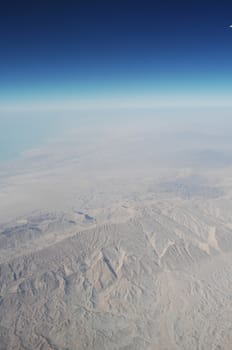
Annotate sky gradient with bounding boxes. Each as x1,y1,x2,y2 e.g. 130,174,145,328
1,0,232,109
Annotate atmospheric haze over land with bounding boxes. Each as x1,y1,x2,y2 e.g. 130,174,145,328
1,106,232,349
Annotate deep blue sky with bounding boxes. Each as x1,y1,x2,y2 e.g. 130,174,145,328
1,0,232,107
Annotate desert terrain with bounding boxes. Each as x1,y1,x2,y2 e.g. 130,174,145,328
1,110,232,349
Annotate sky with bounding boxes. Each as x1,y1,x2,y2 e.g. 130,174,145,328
1,0,232,109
